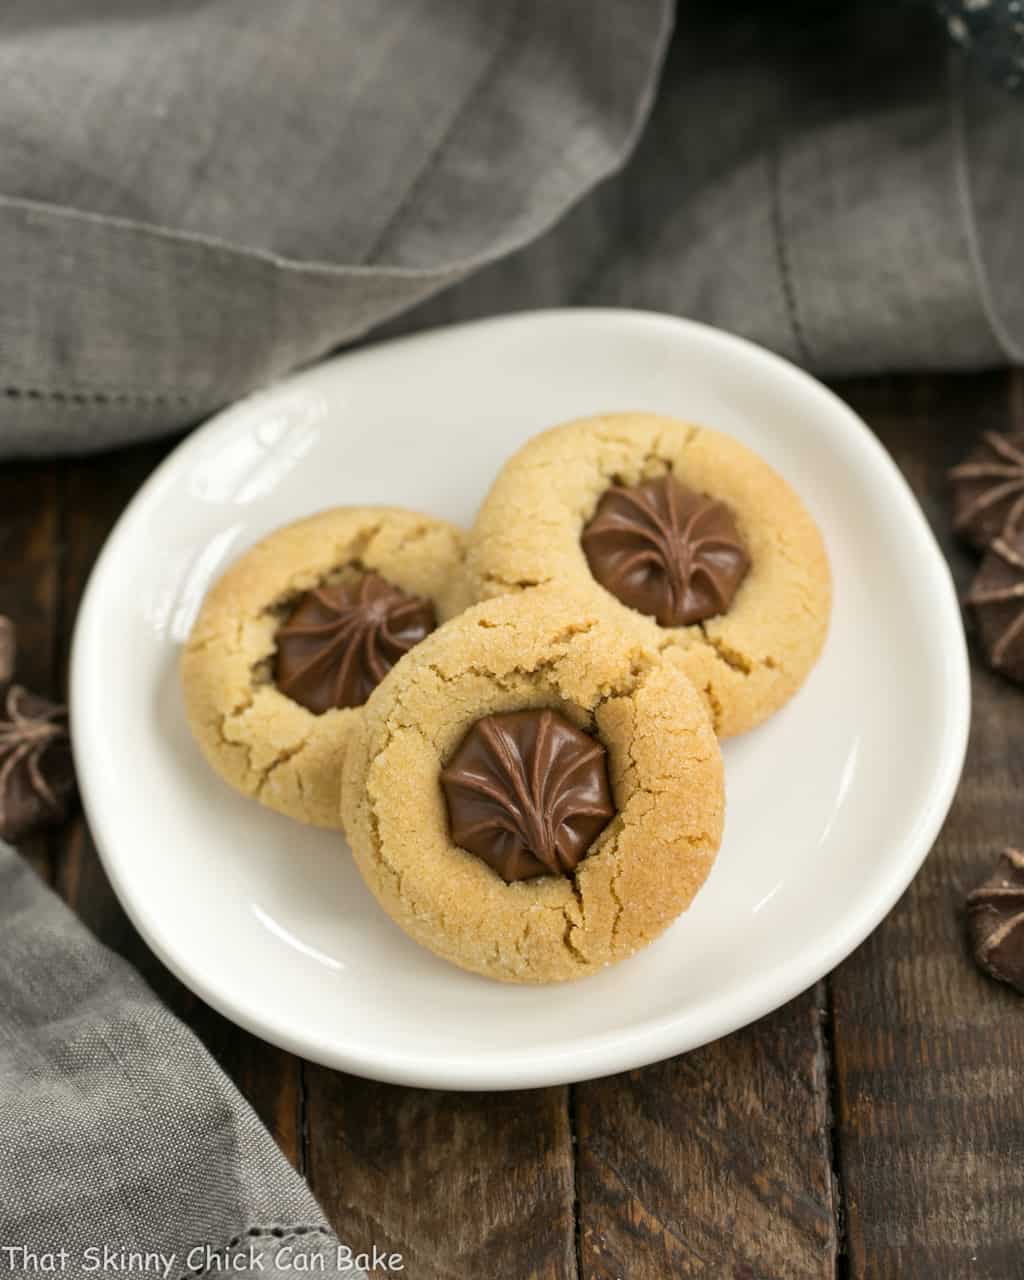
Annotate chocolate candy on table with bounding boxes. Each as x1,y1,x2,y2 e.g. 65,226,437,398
581,474,750,627
275,572,436,713
0,617,76,844
440,708,616,883
966,524,1024,685
967,848,1024,994
949,430,1024,552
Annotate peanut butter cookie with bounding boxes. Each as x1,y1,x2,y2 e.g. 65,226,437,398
464,413,831,737
181,507,466,828
341,587,725,983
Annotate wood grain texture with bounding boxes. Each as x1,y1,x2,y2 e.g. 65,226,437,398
0,460,59,883
51,441,306,1166
575,987,837,1279
305,1069,577,1280
830,372,1024,1279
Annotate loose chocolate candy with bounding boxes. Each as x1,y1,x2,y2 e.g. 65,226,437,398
275,572,435,713
581,474,750,627
0,684,75,844
950,430,1024,552
966,525,1024,685
440,708,616,883
967,848,1024,994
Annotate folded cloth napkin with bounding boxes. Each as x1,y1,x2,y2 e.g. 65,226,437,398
0,0,671,455
1,0,1023,457
0,847,364,1280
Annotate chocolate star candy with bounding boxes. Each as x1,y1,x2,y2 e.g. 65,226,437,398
440,709,616,883
275,572,436,713
950,430,1024,552
967,849,1024,994
581,474,750,627
966,524,1024,685
0,682,76,844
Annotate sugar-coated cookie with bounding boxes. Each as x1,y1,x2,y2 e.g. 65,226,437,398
464,413,831,737
181,506,467,828
341,587,725,984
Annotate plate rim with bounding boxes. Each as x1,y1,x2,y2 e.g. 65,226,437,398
70,307,971,1090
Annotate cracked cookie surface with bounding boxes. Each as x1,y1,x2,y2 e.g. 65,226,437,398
181,506,467,829
341,587,725,983
464,413,832,737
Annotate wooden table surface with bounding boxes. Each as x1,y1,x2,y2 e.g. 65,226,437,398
5,370,1023,1279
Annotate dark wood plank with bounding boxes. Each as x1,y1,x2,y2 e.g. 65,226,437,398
575,987,837,1279
0,459,60,883
305,1068,577,1280
53,441,305,1167
829,371,1024,1279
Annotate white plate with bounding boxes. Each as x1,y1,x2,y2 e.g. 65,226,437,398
71,310,970,1090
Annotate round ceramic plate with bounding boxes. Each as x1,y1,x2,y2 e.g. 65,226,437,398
71,310,969,1090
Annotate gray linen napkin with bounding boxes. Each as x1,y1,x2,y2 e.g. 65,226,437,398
396,0,1024,374
0,847,365,1280
2,1,1024,457
0,0,671,455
